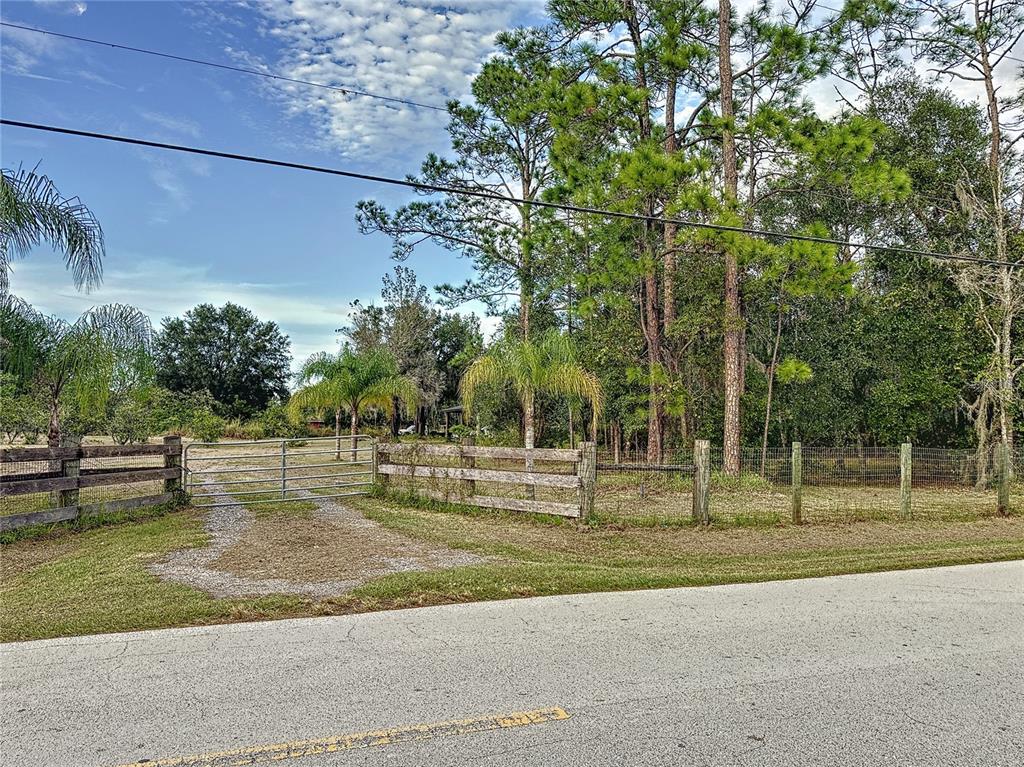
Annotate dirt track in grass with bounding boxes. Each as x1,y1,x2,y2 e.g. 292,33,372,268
148,485,481,598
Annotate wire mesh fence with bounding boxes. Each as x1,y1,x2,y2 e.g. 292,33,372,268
0,443,169,519
593,444,1014,526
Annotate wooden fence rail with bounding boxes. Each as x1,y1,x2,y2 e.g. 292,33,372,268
377,440,596,519
0,436,183,532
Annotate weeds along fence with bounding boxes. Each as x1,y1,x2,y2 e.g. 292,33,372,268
595,442,1016,525
0,436,183,532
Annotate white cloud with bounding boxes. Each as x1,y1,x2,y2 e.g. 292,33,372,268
8,257,356,368
32,1,87,16
239,0,522,160
138,110,202,138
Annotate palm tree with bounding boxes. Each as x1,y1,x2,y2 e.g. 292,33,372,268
1,166,105,294
461,330,602,493
0,296,153,447
290,347,418,460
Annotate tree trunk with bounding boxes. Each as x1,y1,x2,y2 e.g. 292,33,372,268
390,396,400,438
760,308,784,477
47,396,61,449
719,0,743,476
663,74,678,342
350,409,359,463
568,406,575,449
644,265,664,464
334,407,342,461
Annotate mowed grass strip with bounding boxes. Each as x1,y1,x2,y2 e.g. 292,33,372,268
2,498,1022,642
0,511,302,642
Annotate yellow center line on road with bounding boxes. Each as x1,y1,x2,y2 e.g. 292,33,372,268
110,706,572,767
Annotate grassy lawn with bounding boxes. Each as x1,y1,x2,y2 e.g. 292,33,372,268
2,494,1022,643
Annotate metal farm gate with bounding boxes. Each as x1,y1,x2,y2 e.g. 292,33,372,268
183,435,375,508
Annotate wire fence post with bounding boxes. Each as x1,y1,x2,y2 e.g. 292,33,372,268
900,442,913,520
997,440,1010,516
692,439,710,526
791,441,802,525
57,435,81,509
162,435,182,494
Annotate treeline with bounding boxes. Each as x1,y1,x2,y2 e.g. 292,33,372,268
0,287,483,447
355,0,1023,467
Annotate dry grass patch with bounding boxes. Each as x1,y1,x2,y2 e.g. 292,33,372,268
211,510,481,583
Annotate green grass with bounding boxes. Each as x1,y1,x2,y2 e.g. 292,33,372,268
340,497,1024,606
3,494,1022,643
0,512,302,642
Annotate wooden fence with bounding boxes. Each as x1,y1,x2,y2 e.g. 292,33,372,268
376,440,597,519
0,436,183,532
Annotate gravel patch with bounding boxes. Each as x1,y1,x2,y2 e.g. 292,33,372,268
149,481,481,599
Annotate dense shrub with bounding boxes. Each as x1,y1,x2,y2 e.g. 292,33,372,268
189,411,226,443
107,397,157,444
0,374,46,443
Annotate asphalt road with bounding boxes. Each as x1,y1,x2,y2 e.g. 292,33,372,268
2,562,1022,767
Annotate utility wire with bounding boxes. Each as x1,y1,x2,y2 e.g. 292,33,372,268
0,21,452,114
1,118,1016,268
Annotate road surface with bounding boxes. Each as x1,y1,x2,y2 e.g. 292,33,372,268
2,562,1022,766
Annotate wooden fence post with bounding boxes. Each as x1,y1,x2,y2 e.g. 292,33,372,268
997,440,1010,516
163,435,182,493
791,441,802,525
692,439,710,526
460,436,476,500
56,435,81,509
578,441,596,521
900,442,912,520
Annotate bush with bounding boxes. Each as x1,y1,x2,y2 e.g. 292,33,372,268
0,375,47,443
189,411,226,443
256,403,304,438
107,397,157,444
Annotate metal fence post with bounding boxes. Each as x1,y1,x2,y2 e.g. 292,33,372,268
280,439,287,499
163,435,182,493
791,441,802,525
692,439,710,526
997,440,1010,516
371,437,379,486
57,435,82,509
900,442,912,520
578,441,596,521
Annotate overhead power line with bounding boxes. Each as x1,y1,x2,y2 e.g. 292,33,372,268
0,21,452,114
1,118,1016,269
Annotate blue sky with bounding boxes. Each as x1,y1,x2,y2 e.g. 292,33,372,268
1,0,546,365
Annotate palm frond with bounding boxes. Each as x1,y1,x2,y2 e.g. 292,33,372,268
459,328,603,437
460,353,504,417
1,165,105,292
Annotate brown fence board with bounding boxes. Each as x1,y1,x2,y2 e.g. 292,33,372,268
1,467,179,496
381,444,581,462
77,468,180,489
0,492,176,532
378,463,581,489
416,489,579,517
0,476,78,496
0,444,177,463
